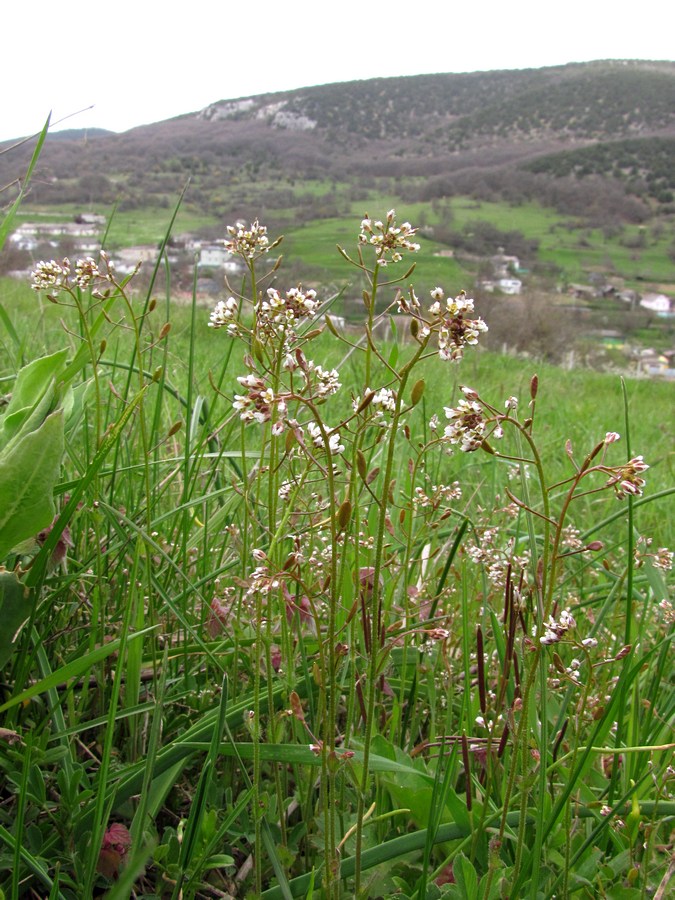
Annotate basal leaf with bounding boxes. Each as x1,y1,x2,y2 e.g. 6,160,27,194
0,409,64,559
0,569,34,668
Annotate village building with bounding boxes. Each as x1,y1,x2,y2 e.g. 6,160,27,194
639,293,672,314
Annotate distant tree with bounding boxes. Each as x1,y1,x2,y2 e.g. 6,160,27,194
477,292,577,363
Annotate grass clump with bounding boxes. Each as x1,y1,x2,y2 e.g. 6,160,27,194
0,202,673,900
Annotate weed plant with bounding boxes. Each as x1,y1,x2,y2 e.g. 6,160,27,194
0,200,673,900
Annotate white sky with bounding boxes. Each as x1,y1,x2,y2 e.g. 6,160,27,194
3,0,673,142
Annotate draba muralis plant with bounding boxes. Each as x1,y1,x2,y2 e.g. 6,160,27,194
207,212,670,899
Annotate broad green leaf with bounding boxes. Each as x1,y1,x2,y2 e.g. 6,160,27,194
1,376,57,449
369,734,467,831
453,853,479,900
0,569,35,668
1,349,68,438
0,408,64,559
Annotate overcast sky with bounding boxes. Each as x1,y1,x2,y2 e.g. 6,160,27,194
3,0,673,142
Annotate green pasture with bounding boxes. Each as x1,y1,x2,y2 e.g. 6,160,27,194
14,204,220,249
14,188,675,292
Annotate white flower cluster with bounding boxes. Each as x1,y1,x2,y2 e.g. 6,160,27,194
604,456,649,499
441,399,487,452
31,254,117,297
307,422,345,455
31,259,71,293
74,257,102,289
428,288,488,362
209,296,239,332
653,547,674,570
413,481,462,509
257,286,320,340
224,220,269,259
359,209,420,265
233,374,286,424
371,387,397,413
303,361,341,398
246,565,280,597
539,609,576,645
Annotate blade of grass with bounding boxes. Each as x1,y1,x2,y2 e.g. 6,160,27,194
0,627,156,713
171,673,230,899
0,116,50,251
0,824,67,900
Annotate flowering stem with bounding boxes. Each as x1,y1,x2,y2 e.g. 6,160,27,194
354,339,429,895
364,263,380,391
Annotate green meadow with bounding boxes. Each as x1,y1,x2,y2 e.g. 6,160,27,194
16,186,675,291
1,193,673,899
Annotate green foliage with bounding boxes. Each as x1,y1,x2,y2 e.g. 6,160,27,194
0,570,30,670
0,351,67,559
0,199,672,900
524,137,675,204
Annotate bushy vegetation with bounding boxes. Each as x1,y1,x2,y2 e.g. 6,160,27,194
524,138,675,205
2,61,675,226
0,187,673,900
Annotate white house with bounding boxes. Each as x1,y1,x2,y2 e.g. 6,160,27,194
497,278,522,295
199,245,230,267
640,293,671,314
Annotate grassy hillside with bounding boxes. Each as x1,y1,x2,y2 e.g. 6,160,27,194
1,207,673,898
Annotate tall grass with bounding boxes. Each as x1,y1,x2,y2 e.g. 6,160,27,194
0,203,673,900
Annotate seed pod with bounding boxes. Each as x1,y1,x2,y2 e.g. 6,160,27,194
410,378,425,407
530,374,539,399
552,652,566,674
159,321,171,340
356,391,375,413
252,336,265,363
167,421,182,437
337,499,352,531
410,317,419,338
356,450,367,480
366,466,380,485
289,690,305,723
325,314,340,336
585,540,604,552
148,297,157,312
152,366,163,382
587,439,606,463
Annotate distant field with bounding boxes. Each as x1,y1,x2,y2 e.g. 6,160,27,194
14,204,220,249
14,191,675,292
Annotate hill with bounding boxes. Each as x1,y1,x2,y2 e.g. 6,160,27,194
1,60,674,222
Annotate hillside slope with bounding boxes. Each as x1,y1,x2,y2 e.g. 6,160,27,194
1,60,674,219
